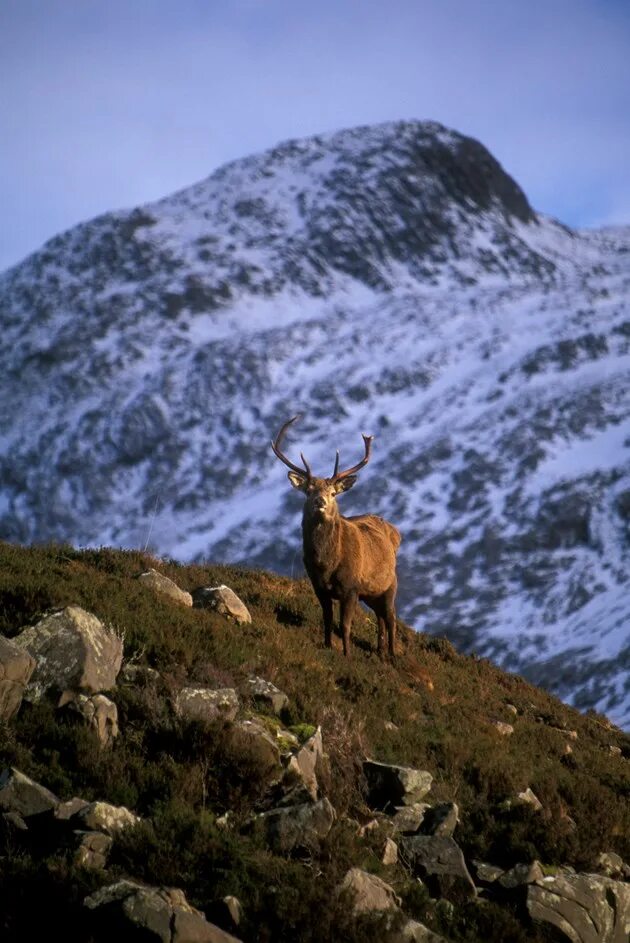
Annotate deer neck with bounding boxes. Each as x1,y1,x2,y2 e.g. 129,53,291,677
302,504,342,575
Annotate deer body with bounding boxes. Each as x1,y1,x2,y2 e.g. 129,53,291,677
272,417,401,657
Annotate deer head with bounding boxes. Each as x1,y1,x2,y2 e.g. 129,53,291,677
272,415,373,520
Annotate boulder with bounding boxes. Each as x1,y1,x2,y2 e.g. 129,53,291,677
498,860,544,890
470,860,505,886
593,851,629,880
241,676,288,714
392,919,449,943
491,721,514,736
419,802,459,838
256,797,335,854
84,880,242,942
175,686,240,724
516,787,543,812
206,896,244,935
363,760,433,810
74,800,140,835
527,872,630,943
399,835,476,903
0,767,60,817
74,830,113,870
286,726,323,800
55,796,90,820
0,635,36,721
14,606,123,701
341,867,401,914
64,693,119,747
382,837,399,866
228,718,281,779
138,569,193,607
390,803,431,834
192,585,251,624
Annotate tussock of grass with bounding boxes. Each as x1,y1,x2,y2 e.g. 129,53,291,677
0,541,628,942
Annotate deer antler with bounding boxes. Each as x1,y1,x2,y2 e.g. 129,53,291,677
271,415,312,478
333,434,374,482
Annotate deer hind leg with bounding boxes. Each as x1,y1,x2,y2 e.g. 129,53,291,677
384,582,397,658
339,591,358,657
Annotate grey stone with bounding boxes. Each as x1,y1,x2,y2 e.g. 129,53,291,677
419,802,459,838
0,767,60,817
471,860,505,886
399,835,477,903
192,585,251,624
257,797,335,853
382,837,399,866
527,872,630,943
74,829,114,869
341,867,401,914
55,796,90,820
499,860,544,889
242,676,288,714
516,787,543,812
392,919,449,943
286,726,323,800
175,686,240,724
0,635,36,721
390,803,431,834
491,720,514,736
66,692,119,747
74,800,140,835
363,759,433,810
14,606,123,701
138,569,193,607
594,851,628,880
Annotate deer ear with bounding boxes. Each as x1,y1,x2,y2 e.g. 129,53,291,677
334,475,357,494
288,471,308,491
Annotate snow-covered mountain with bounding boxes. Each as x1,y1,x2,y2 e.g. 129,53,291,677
1,120,629,726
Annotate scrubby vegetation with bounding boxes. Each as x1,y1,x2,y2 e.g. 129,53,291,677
0,541,628,942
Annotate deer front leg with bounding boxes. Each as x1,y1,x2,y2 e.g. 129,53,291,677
315,590,334,648
339,590,358,656
384,583,397,658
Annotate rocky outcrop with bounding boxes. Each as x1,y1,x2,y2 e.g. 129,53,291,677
14,606,123,701
192,586,251,624
0,635,36,721
527,872,630,943
138,569,193,607
84,881,243,942
73,800,140,835
0,767,60,817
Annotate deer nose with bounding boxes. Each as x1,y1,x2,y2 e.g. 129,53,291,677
314,496,327,509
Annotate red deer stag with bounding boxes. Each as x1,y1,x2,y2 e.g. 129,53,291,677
272,416,401,657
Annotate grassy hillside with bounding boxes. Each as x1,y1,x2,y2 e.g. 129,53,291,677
0,541,628,942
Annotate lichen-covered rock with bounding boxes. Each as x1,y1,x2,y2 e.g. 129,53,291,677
242,676,288,714
84,880,243,942
14,606,123,701
0,635,36,721
593,851,629,880
175,686,240,724
363,759,433,810
65,693,119,747
286,726,323,800
192,585,251,624
390,803,431,834
0,767,60,817
138,568,193,607
74,830,113,870
527,872,630,943
256,797,335,854
399,835,477,903
341,867,401,914
74,800,140,835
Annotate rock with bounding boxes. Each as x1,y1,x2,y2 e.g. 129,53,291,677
363,760,433,810
498,860,544,889
228,718,281,779
175,686,240,724
527,872,630,943
256,797,335,854
74,830,113,869
206,896,244,935
382,837,399,866
74,800,140,835
390,803,431,834
419,802,459,838
192,585,251,624
286,726,323,800
14,606,123,701
609,745,622,757
138,568,193,607
0,767,60,817
594,851,629,880
0,635,36,721
471,860,505,886
505,703,519,715
341,867,401,914
392,919,449,943
119,664,161,685
516,787,543,812
84,880,243,942
65,693,119,747
399,835,476,903
241,676,288,714
491,720,514,736
55,796,90,820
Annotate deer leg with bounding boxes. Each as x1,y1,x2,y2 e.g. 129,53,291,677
384,583,397,658
339,591,358,656
316,591,334,648
376,616,387,657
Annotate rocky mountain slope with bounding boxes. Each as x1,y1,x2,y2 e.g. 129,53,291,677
0,120,628,726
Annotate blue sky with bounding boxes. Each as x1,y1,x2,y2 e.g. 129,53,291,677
1,0,629,271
